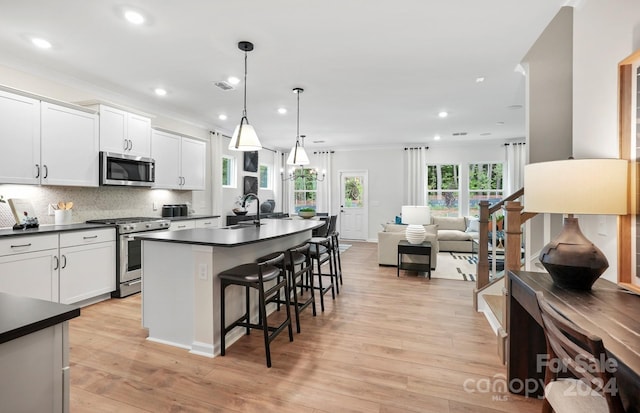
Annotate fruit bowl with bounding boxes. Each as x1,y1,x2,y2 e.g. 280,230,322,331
298,211,316,219
232,209,248,216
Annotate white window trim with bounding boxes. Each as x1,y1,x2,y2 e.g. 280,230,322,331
222,155,236,188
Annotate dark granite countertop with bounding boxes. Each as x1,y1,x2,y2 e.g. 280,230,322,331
0,292,80,344
136,218,323,247
0,223,115,239
165,215,221,222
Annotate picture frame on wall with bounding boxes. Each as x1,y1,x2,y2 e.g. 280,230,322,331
243,151,258,172
617,48,640,293
243,176,258,195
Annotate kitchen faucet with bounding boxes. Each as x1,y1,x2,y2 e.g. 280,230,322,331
241,193,261,226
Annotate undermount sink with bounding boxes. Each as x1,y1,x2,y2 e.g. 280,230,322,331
221,222,265,229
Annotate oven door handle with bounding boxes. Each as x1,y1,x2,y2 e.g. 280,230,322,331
124,279,142,286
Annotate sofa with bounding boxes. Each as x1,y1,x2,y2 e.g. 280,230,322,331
377,224,439,268
377,216,479,267
433,216,479,253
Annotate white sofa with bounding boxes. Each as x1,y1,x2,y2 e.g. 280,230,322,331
432,216,479,253
377,224,439,268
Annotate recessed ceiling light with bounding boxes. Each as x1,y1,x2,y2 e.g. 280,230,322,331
434,135,441,141
154,88,167,96
218,114,228,121
31,37,52,49
124,10,145,25
507,104,523,110
480,132,492,136
438,111,448,118
313,140,325,144
475,77,485,83
277,108,287,115
227,76,240,85
496,121,505,125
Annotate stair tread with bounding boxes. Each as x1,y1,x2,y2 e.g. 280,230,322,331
484,294,505,325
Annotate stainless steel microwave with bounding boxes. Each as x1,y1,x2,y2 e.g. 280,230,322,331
100,152,155,187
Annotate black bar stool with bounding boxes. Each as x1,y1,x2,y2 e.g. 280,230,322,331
308,236,335,311
219,253,293,368
258,244,317,333
286,243,316,333
331,231,343,288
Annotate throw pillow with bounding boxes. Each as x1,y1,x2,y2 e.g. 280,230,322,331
383,223,407,232
466,217,480,233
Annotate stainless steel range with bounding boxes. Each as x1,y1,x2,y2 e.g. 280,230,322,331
86,217,170,297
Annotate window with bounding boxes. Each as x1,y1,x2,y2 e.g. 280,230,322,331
293,168,317,212
468,163,503,217
259,164,271,190
427,164,460,217
221,155,236,187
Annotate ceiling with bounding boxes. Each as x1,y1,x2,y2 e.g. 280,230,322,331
0,0,567,151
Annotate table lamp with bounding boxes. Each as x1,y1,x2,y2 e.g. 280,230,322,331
524,158,628,290
401,206,431,244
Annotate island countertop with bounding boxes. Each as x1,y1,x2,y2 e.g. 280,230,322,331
136,218,323,247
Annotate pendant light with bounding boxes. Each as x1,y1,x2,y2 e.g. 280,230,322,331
228,41,262,151
286,87,310,165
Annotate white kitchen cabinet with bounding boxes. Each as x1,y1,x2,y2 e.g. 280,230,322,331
195,217,219,228
151,129,206,190
0,234,59,302
151,129,181,189
41,102,99,187
169,220,196,231
0,89,40,185
59,229,115,305
0,229,115,306
98,104,151,157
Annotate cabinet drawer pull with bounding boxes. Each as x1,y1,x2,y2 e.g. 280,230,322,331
43,164,48,179
53,256,59,270
203,222,211,225
178,225,186,228
10,243,32,248
35,164,40,178
61,255,67,269
83,235,99,240
124,139,128,150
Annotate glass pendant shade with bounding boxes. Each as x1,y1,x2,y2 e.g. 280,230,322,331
286,141,310,165
229,117,261,151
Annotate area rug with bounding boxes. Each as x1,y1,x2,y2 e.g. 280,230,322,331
430,252,476,282
338,244,352,253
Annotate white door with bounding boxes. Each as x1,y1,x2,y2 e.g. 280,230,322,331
339,171,368,240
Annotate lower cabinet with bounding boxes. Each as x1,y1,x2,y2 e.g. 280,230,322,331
59,241,115,305
0,229,115,306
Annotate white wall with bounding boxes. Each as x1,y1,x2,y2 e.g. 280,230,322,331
572,0,640,282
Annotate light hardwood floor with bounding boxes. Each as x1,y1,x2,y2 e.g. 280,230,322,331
69,241,542,412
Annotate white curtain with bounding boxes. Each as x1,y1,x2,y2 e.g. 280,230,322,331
505,142,526,195
210,131,224,216
273,150,289,215
404,147,427,205
315,151,333,214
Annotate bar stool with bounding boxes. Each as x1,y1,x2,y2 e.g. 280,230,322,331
259,244,317,333
331,231,343,288
308,236,335,311
219,253,293,368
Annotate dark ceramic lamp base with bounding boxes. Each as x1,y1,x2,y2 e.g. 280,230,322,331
539,217,608,290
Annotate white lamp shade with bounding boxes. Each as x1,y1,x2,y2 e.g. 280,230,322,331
286,144,310,165
524,159,628,215
229,123,262,151
401,206,431,224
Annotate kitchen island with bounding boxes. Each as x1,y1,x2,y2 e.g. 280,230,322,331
137,218,323,357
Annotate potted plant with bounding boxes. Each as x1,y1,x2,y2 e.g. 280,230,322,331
298,207,316,219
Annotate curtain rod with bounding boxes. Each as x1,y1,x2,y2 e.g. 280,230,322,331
404,146,429,150
504,142,526,146
313,150,335,154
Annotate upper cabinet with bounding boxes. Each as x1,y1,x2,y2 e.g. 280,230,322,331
0,89,98,187
0,90,41,185
151,129,206,190
97,104,151,157
41,103,99,187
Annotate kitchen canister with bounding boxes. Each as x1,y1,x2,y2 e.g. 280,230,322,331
55,209,73,225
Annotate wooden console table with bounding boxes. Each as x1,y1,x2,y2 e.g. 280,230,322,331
507,270,640,412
